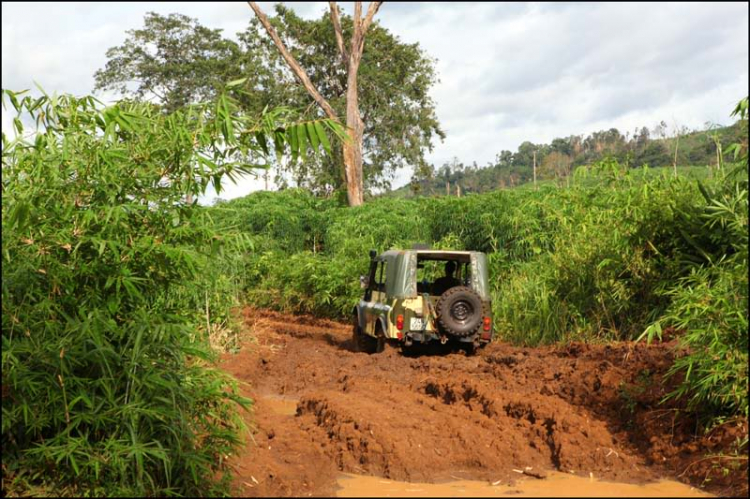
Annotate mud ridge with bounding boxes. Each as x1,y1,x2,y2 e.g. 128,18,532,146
220,307,748,497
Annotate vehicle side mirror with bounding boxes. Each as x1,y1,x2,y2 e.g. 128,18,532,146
360,275,370,289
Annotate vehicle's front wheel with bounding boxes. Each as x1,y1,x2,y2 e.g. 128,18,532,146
353,323,380,354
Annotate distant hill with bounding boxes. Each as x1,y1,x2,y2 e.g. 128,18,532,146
389,121,745,198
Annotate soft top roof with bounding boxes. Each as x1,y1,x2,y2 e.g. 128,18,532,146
374,249,490,299
379,249,480,261
377,250,482,263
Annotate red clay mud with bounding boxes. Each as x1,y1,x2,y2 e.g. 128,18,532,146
220,308,748,497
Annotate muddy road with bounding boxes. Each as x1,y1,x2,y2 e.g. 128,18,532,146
220,309,747,497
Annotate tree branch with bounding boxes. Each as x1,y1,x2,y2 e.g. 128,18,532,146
328,2,349,68
352,2,382,58
247,1,338,120
361,2,382,38
351,1,363,58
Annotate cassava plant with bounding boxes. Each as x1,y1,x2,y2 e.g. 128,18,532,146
214,98,746,430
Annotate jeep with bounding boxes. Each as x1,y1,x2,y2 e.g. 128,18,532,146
353,248,493,354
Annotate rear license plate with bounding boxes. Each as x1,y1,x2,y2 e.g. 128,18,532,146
410,317,424,330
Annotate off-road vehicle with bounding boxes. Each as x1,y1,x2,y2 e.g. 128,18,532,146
353,248,493,354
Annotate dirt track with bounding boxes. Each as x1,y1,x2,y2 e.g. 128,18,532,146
220,308,747,497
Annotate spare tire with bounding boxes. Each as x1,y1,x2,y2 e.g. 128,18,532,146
436,286,483,337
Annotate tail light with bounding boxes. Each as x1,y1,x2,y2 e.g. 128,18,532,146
483,316,491,331
396,314,404,330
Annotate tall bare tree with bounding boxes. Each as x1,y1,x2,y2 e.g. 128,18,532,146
248,1,382,206
540,151,573,187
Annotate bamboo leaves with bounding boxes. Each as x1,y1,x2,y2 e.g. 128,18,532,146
279,120,342,165
315,122,332,155
1,88,266,496
205,93,344,194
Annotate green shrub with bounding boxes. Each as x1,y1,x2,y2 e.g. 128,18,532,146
212,189,336,254
638,98,748,420
1,88,339,495
658,265,748,417
325,197,431,257
216,99,747,427
640,164,748,417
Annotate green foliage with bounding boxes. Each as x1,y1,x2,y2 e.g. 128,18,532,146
1,87,341,496
218,114,747,424
398,122,744,198
244,251,360,318
224,164,708,344
239,4,445,193
658,265,748,417
94,12,244,114
325,198,432,257
95,7,444,195
639,98,749,420
213,189,336,254
214,194,433,317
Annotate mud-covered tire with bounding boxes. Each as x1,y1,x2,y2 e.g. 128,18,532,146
436,286,483,337
353,323,380,354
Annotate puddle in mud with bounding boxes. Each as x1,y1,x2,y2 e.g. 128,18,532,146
260,395,299,416
335,472,713,497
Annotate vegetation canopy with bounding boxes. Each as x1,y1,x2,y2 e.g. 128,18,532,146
213,99,748,427
1,87,341,496
94,8,444,202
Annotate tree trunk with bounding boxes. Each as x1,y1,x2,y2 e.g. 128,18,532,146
247,1,381,207
343,43,365,206
342,130,364,205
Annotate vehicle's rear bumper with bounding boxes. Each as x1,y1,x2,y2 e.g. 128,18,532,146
403,331,492,344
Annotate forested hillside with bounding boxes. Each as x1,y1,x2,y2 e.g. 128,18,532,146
397,121,746,197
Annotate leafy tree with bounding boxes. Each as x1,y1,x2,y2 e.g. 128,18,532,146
550,137,572,156
245,3,444,204
635,140,670,167
94,12,243,114
513,141,539,169
410,162,435,196
539,151,573,185
247,1,376,207
94,8,443,202
634,126,650,149
495,150,513,169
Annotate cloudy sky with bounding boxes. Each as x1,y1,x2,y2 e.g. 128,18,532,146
2,2,748,201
